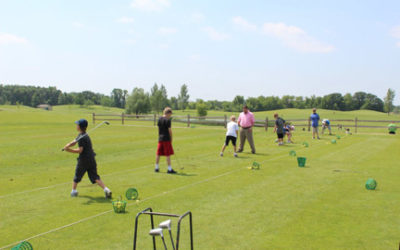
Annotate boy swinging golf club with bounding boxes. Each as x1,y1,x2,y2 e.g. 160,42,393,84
220,115,239,157
155,107,177,174
63,119,112,198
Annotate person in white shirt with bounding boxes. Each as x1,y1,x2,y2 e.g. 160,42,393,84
220,115,239,157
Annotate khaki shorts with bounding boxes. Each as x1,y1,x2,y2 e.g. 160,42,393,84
312,126,318,133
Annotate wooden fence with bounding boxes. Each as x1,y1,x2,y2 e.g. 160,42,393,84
92,113,399,133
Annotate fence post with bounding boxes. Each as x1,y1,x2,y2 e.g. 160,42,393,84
154,114,157,126
308,117,311,132
265,117,268,131
92,113,95,124
355,117,358,134
187,114,191,127
122,112,125,125
224,115,227,128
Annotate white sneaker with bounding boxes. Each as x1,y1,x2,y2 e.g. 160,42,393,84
234,153,238,157
220,152,223,157
71,190,78,197
104,190,112,199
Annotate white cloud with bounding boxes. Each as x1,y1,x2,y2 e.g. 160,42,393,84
191,12,205,23
116,17,134,24
158,27,177,35
203,27,230,41
0,33,28,45
189,54,201,61
262,22,335,53
124,39,136,45
391,26,400,39
131,0,170,11
391,26,400,48
72,21,84,28
159,43,169,49
232,16,257,31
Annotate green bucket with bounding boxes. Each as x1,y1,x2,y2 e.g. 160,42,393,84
365,178,377,190
112,198,127,213
297,157,306,167
251,161,260,170
336,135,341,139
125,188,139,200
302,142,309,148
11,241,33,250
331,139,337,144
289,150,296,157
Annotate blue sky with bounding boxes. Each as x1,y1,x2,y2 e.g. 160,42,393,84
0,0,399,103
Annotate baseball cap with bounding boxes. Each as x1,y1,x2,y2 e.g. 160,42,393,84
75,119,88,129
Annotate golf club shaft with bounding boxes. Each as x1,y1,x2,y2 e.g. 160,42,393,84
161,236,168,250
61,121,109,151
169,230,175,250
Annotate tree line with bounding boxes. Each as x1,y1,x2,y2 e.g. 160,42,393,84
0,84,397,115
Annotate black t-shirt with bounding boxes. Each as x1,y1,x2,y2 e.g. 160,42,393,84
158,117,171,141
275,117,285,134
76,133,95,160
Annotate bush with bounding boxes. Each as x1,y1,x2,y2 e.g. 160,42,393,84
196,103,208,117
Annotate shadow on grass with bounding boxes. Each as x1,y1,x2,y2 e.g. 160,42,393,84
80,195,112,205
239,152,269,156
160,172,197,177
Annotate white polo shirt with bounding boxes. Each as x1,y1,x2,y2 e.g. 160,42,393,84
226,121,239,137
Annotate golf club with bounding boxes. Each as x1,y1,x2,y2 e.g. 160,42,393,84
159,219,175,250
61,121,110,151
174,152,184,170
149,228,168,250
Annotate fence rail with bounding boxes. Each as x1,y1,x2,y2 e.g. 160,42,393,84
92,113,398,133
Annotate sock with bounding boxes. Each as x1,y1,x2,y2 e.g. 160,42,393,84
155,164,159,170
71,189,77,193
168,165,172,171
104,187,110,193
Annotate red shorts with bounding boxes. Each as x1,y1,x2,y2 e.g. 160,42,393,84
157,141,174,156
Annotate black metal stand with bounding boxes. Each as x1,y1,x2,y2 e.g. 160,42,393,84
133,207,193,250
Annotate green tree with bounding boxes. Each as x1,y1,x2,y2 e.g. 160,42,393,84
100,96,113,107
384,88,395,114
232,95,245,111
196,101,208,117
159,85,169,109
343,93,354,111
126,88,151,115
361,94,384,112
150,83,162,113
111,88,125,108
170,97,179,110
178,84,190,110
352,92,367,110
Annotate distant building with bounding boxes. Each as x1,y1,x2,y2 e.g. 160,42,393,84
37,104,52,111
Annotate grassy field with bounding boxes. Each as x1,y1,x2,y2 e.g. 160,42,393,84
1,105,400,249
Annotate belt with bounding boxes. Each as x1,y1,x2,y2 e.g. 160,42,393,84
241,126,252,129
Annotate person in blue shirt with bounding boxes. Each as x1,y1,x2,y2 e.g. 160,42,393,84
310,108,320,139
322,119,332,135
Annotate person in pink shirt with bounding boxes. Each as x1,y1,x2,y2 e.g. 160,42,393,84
237,105,256,154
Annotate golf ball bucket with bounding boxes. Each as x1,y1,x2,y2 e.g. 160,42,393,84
289,150,296,156
112,200,127,213
302,142,309,148
126,188,139,200
365,178,377,190
331,139,337,144
249,161,260,170
11,241,33,250
297,157,306,167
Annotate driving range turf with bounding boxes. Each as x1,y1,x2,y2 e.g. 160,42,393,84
1,105,400,249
